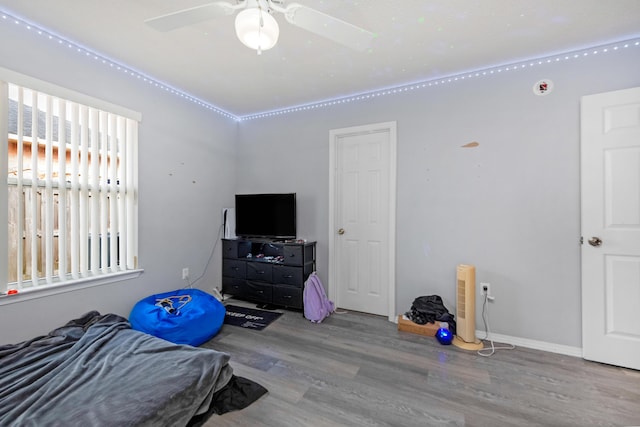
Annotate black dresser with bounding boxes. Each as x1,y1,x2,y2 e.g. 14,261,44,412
221,238,316,309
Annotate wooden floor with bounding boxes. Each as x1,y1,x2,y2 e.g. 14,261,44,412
201,300,640,427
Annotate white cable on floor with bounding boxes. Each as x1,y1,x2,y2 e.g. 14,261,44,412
477,292,515,357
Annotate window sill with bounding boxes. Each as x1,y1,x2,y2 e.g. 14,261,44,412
0,269,144,306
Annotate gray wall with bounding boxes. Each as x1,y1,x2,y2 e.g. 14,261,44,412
236,49,640,348
0,21,238,344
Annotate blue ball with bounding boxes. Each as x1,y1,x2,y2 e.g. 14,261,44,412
435,328,453,345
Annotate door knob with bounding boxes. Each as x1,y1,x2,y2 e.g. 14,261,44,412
338,228,345,235
588,237,603,247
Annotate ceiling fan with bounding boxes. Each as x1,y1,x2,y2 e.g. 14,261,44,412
145,0,375,54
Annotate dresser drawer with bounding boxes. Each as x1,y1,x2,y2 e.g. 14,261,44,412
273,265,304,287
245,281,272,304
272,285,302,309
283,245,303,266
223,240,251,259
222,277,247,296
247,262,273,282
222,259,246,279
223,240,238,259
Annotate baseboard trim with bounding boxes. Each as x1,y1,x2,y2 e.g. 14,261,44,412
476,330,583,358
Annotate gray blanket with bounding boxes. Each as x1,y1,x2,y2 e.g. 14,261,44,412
0,311,234,426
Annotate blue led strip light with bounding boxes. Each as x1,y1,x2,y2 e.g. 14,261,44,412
2,9,638,122
0,10,238,120
241,37,640,121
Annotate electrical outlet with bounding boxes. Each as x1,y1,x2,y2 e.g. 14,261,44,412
182,268,189,280
480,282,490,296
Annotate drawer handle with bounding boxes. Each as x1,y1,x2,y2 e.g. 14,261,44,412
283,295,292,299
257,271,265,275
257,290,264,294
232,267,239,271
284,275,293,279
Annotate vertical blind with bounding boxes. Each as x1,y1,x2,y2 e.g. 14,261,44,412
6,83,138,291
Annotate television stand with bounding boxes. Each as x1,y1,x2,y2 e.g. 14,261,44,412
221,238,316,310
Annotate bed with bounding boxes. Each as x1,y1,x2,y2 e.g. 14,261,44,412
0,311,266,426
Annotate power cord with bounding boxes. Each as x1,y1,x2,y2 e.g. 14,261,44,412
477,292,515,357
182,223,224,290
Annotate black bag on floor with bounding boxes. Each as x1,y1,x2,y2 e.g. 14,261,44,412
405,295,456,335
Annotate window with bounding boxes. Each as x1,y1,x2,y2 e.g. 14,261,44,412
3,79,140,296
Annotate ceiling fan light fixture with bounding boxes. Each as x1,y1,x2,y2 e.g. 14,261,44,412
235,8,279,53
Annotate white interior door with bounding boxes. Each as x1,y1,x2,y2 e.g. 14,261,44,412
581,86,640,371
329,122,396,320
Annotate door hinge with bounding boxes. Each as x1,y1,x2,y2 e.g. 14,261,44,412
580,236,584,245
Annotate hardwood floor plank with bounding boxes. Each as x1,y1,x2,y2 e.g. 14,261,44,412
299,384,466,427
217,331,361,379
201,301,640,427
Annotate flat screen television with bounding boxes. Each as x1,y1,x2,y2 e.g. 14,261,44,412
235,193,296,240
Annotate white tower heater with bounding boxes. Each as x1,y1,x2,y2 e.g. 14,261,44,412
452,264,483,350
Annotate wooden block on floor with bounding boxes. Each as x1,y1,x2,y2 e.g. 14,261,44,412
397,315,442,337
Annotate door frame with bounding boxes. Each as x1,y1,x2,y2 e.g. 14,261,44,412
328,121,397,322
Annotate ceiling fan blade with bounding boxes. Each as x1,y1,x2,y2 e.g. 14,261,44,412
145,1,237,32
282,3,375,51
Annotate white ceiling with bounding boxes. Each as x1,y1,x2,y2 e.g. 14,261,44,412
1,0,640,117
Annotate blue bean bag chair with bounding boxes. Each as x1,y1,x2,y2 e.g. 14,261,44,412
129,288,225,346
